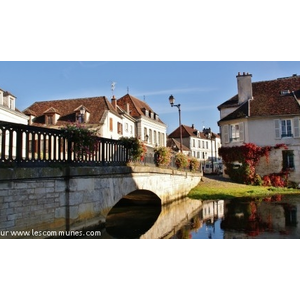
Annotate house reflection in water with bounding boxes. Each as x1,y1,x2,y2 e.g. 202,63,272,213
221,195,300,239
173,200,225,239
173,195,300,239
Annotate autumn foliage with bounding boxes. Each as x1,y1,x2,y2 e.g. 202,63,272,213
219,143,288,186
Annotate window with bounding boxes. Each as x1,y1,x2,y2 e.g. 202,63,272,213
230,124,240,141
125,123,128,132
275,119,299,139
149,129,152,143
117,122,123,134
222,123,244,144
47,115,53,125
282,150,294,170
192,139,195,147
281,120,292,137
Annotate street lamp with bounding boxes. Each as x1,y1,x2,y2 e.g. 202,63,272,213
79,105,85,123
169,95,183,152
203,127,214,173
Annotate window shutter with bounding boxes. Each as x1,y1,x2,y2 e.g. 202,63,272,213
222,125,229,144
239,122,244,142
275,119,281,139
109,118,113,131
293,117,300,138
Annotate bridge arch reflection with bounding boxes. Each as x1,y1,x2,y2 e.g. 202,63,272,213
105,189,162,238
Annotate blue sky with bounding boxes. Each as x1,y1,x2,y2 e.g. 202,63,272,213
1,61,300,134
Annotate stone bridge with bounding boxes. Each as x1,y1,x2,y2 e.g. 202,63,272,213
0,165,201,237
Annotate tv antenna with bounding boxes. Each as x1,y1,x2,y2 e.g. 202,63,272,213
111,81,116,96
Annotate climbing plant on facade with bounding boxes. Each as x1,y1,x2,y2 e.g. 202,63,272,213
219,143,288,186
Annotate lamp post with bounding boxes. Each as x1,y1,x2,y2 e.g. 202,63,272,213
169,95,183,152
79,106,85,123
203,127,214,173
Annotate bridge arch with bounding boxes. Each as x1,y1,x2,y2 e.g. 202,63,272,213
105,189,162,238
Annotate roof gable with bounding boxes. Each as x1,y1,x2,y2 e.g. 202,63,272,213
117,94,165,125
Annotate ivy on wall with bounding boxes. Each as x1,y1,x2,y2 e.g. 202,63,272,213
218,143,288,186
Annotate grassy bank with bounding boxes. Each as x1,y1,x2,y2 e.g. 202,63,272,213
188,175,300,200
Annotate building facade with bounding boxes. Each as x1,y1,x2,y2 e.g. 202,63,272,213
168,124,221,163
116,94,167,151
23,93,167,149
218,72,300,184
0,88,29,124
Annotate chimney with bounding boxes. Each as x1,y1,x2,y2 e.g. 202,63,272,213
111,95,117,109
192,124,194,129
126,103,130,114
236,72,253,104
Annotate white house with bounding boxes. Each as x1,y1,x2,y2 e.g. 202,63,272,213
116,94,167,151
0,88,29,124
218,72,300,184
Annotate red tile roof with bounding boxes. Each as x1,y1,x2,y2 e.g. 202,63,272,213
218,74,300,122
23,96,117,127
117,94,165,125
169,124,219,139
167,137,190,152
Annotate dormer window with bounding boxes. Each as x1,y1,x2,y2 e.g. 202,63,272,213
75,105,89,123
43,107,60,126
47,115,54,125
281,90,290,95
142,108,149,117
2,92,16,110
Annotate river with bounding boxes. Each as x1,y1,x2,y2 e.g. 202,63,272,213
91,193,300,239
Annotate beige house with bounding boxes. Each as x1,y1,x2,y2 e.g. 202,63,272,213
218,72,300,184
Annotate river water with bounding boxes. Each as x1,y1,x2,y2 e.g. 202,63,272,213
97,194,300,239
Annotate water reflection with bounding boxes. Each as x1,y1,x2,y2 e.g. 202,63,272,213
172,195,300,239
88,194,300,239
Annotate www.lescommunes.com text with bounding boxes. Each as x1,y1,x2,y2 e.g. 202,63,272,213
0,229,101,237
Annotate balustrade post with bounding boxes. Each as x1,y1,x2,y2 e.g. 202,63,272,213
16,126,23,162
